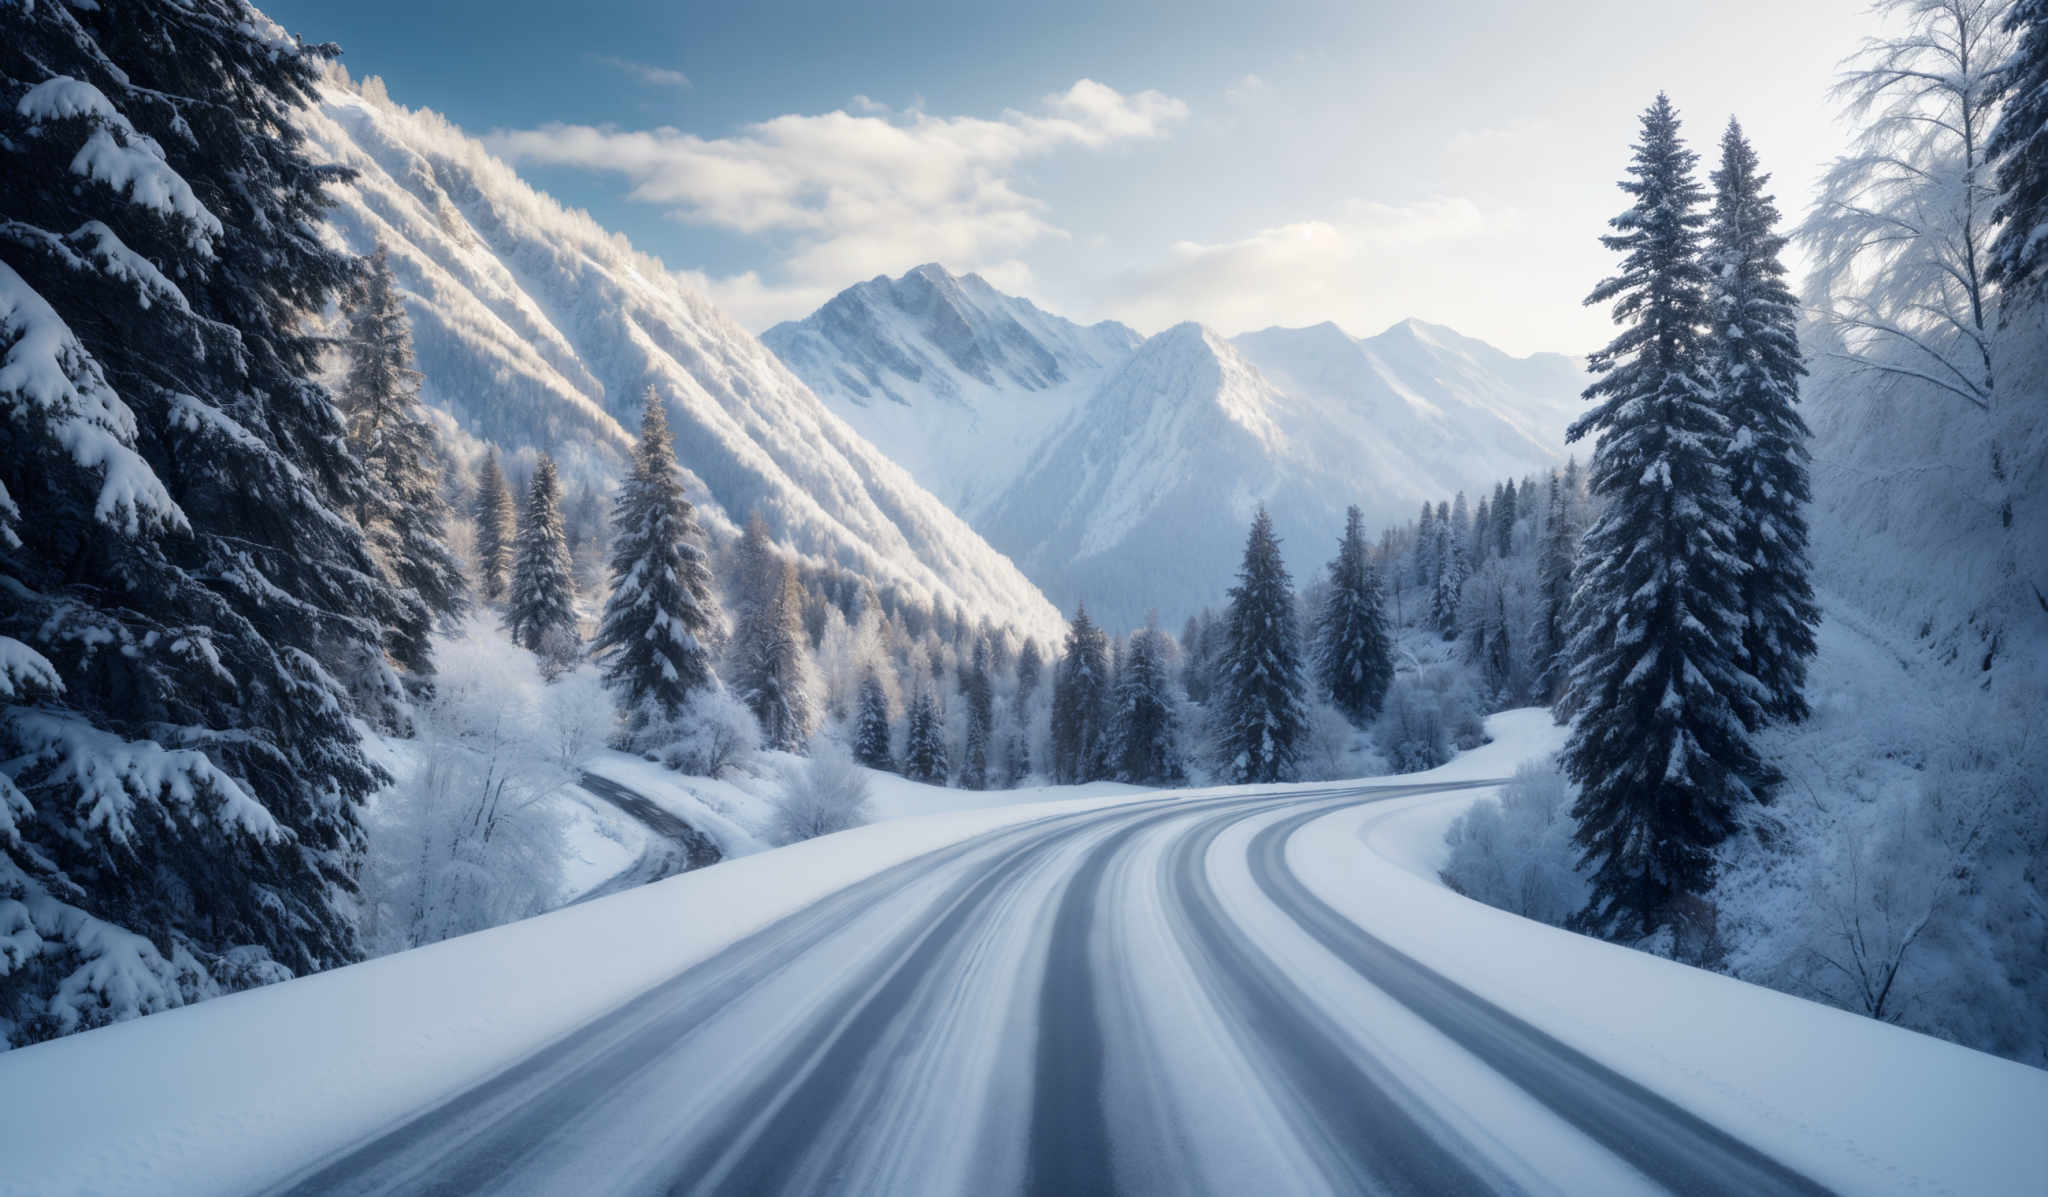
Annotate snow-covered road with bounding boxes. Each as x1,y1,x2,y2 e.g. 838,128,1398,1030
5,714,2042,1195
266,782,1816,1195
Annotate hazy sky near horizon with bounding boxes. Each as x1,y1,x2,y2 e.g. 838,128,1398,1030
264,0,1874,356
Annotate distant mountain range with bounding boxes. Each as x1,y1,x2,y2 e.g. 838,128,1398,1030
768,265,1586,628
297,72,1066,644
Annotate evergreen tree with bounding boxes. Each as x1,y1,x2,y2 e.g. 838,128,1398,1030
1471,495,1492,565
1990,0,2048,299
595,389,722,746
1496,478,1518,557
1563,95,1769,940
1050,604,1111,783
1215,509,1310,784
959,636,994,790
1314,506,1395,725
506,456,578,660
1706,119,1818,725
1432,514,1466,640
0,1,400,1040
732,559,815,751
852,669,894,771
1534,473,1579,708
1414,501,1438,589
731,511,779,617
1015,637,1044,704
1110,623,1185,785
473,449,517,602
903,691,949,784
339,246,466,677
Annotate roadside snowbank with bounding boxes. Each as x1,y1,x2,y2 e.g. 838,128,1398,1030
1291,710,2048,1196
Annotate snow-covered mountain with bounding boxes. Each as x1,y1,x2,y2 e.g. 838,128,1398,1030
768,271,1585,628
762,265,1140,520
295,72,1065,643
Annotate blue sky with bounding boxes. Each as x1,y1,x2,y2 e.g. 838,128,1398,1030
265,0,1872,355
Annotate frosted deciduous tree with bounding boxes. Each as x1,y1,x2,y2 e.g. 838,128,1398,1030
595,390,722,748
340,246,466,678
1215,509,1309,784
0,1,401,1042
1706,120,1819,724
506,456,578,668
1314,506,1394,725
1563,95,1769,942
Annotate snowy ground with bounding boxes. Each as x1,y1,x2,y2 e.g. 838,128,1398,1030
2,711,2041,1195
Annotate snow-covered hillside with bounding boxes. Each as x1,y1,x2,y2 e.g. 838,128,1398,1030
762,265,1140,519
767,270,1584,628
296,73,1065,643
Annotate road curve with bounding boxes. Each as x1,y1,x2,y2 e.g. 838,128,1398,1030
572,774,723,905
273,781,1829,1196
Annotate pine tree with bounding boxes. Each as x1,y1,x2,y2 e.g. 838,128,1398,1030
903,691,950,784
1015,637,1044,703
1314,506,1395,725
1215,509,1310,784
1414,501,1438,589
1471,495,1492,566
732,559,816,751
473,449,517,602
1496,478,1518,558
1563,95,1769,940
852,670,894,771
339,246,466,677
1432,513,1467,640
1706,119,1818,725
959,636,994,789
1109,622,1185,785
1050,604,1111,783
0,2,402,1040
506,456,579,660
1991,0,2048,299
595,389,722,746
1534,473,1579,708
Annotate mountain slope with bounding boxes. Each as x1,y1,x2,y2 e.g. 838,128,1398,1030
762,265,1140,519
296,72,1065,643
767,275,1585,628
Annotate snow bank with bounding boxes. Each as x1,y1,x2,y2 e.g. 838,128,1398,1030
1291,711,2048,1196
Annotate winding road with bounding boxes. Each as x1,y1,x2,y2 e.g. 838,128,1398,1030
572,773,723,905
275,781,1829,1196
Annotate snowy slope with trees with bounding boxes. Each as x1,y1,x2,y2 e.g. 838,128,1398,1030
767,267,1583,629
294,73,1065,644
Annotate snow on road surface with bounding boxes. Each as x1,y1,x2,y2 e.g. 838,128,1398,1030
1,712,2041,1195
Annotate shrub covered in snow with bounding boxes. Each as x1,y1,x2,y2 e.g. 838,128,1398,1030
657,688,761,778
1375,668,1487,773
1440,760,1590,927
773,742,874,845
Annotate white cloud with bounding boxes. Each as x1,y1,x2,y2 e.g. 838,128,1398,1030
486,79,1185,309
589,55,691,89
1099,196,1508,335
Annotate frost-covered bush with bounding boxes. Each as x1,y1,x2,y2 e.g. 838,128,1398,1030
1298,699,1376,782
658,688,761,778
773,742,873,844
358,621,581,956
1376,676,1450,772
1440,761,1589,927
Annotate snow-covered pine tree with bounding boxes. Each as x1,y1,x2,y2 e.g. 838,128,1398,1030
1432,512,1466,640
1414,501,1438,589
0,1,407,1041
1471,495,1492,566
473,449,518,602
852,669,894,771
1215,508,1310,784
733,559,816,751
1563,94,1770,941
506,455,579,666
339,246,466,678
1706,119,1818,725
959,636,994,790
1990,0,2048,299
1534,472,1579,709
1016,637,1044,703
1050,604,1111,783
903,691,949,784
1314,506,1394,725
1496,478,1518,557
595,389,723,747
1109,622,1185,785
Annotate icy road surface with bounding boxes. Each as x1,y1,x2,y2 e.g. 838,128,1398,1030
263,783,1892,1194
